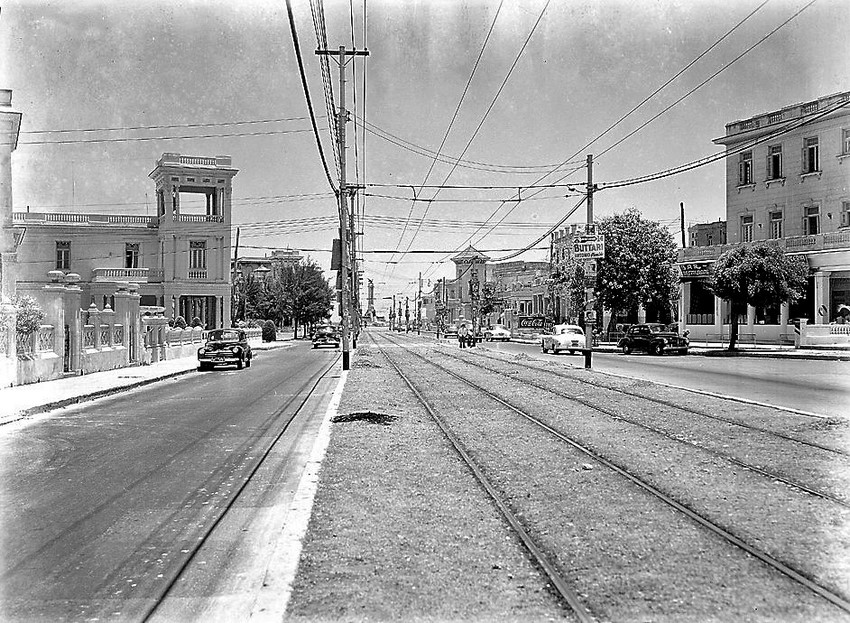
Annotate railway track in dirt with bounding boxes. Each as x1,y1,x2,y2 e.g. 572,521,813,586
367,330,850,622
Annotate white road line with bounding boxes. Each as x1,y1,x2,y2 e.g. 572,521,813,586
248,369,348,621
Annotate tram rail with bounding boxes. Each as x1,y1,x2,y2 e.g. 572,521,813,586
368,330,850,619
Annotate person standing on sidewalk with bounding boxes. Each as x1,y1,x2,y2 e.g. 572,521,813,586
458,323,469,349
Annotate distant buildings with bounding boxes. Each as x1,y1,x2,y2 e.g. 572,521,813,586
689,220,727,247
679,90,850,342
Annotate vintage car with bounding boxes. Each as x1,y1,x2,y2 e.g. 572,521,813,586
617,323,689,355
197,329,252,370
541,324,585,354
483,324,511,342
312,325,341,349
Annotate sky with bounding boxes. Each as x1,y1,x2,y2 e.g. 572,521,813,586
2,0,848,309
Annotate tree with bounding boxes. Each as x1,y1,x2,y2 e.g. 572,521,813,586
277,259,334,338
596,208,679,328
15,295,45,337
478,282,499,325
709,242,808,350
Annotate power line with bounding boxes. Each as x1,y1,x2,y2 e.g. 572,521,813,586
595,0,818,162
428,0,816,275
353,116,587,173
18,127,314,146
285,0,338,193
390,0,505,264
20,115,317,135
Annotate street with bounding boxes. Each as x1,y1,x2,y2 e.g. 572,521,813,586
0,344,339,622
480,340,850,419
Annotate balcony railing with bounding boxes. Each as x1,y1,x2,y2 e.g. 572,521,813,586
12,212,157,226
679,230,850,262
188,270,208,280
92,267,150,282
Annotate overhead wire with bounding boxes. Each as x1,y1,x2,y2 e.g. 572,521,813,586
422,0,812,277
285,0,338,193
397,0,552,269
388,0,505,266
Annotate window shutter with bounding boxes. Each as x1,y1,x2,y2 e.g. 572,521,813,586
766,154,770,179
801,147,806,173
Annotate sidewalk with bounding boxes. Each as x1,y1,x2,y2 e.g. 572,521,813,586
0,338,294,425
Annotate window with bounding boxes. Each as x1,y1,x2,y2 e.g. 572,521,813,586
706,234,713,246
841,201,850,228
189,240,207,270
766,145,783,180
802,136,819,173
769,211,783,239
738,151,753,185
843,129,850,156
56,241,70,270
741,215,754,242
803,205,820,235
125,243,139,269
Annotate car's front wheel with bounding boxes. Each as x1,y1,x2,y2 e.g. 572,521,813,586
541,342,547,353
621,344,632,355
198,362,211,371
650,343,663,356
237,356,244,370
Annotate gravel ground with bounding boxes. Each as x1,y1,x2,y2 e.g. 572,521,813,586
285,332,850,622
284,345,570,622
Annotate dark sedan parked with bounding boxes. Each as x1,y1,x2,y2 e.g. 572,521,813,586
198,329,253,370
617,323,689,355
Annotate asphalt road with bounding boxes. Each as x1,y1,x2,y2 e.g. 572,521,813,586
0,343,340,622
480,341,850,419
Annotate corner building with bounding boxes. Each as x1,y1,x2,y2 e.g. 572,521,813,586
14,153,238,328
679,91,850,343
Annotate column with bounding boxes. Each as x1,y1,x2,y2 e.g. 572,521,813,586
813,271,830,324
64,274,83,372
713,294,724,339
679,281,691,334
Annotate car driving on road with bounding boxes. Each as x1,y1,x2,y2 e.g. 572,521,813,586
617,323,689,355
484,324,511,341
541,324,585,354
312,325,341,349
198,329,253,370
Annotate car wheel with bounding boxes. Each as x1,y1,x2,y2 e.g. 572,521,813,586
198,362,210,371
622,344,631,355
650,343,663,356
237,356,244,370
246,356,252,368
541,342,547,353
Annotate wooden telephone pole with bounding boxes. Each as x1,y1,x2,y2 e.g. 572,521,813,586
316,45,369,371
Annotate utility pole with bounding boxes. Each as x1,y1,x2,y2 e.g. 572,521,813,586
680,202,686,248
417,272,422,335
584,154,597,369
316,45,369,371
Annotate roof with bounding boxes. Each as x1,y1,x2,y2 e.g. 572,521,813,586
451,246,491,263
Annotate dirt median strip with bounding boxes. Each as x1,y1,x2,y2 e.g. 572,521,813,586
283,345,568,622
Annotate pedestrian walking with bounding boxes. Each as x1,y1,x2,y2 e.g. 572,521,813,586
458,323,469,349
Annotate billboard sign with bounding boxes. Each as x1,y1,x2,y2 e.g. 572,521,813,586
573,236,605,260
678,261,713,279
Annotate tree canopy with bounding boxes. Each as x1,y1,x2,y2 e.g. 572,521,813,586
596,207,679,325
709,242,808,350
276,259,334,337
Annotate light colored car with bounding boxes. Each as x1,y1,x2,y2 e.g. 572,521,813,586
541,324,585,354
484,324,511,341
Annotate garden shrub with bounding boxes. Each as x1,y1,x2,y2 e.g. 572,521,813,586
262,320,276,342
14,295,45,336
191,316,204,328
173,315,187,329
